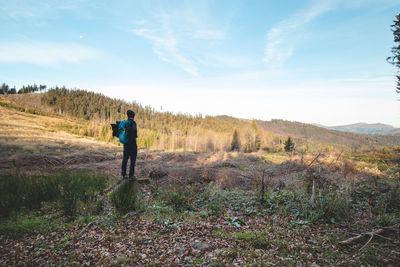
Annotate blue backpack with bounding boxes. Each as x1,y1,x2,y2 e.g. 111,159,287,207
118,120,133,144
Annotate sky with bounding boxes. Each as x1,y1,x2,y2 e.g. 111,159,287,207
1,0,400,127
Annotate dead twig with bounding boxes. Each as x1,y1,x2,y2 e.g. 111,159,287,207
359,233,375,251
307,153,321,167
62,158,75,166
374,233,394,242
339,229,384,246
339,225,400,251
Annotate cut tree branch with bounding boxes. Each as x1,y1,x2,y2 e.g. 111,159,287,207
339,225,399,251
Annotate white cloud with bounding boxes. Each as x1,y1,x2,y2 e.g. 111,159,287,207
0,42,99,64
133,13,198,76
264,1,335,66
133,12,199,76
132,3,228,76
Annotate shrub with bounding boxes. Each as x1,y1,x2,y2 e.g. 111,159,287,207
157,186,194,212
264,189,294,211
375,183,400,213
264,187,352,223
313,188,352,222
372,213,400,227
352,180,400,215
111,181,141,215
199,183,225,217
208,197,224,217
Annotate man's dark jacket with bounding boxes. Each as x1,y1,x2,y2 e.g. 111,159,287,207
126,120,138,147
121,119,138,178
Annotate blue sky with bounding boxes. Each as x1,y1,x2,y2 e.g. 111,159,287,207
1,0,399,127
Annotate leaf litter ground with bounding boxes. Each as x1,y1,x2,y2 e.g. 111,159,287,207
1,151,400,266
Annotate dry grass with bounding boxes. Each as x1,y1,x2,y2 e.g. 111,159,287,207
0,105,121,174
0,105,118,157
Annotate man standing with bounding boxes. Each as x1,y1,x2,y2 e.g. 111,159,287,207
121,110,138,180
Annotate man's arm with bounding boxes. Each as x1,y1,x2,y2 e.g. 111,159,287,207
133,122,138,138
128,121,138,143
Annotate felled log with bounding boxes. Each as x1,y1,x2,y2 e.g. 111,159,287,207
339,225,399,251
339,229,385,246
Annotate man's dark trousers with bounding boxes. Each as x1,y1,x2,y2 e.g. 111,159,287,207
121,144,137,178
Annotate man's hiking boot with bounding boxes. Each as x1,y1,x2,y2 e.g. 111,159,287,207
121,175,128,180
128,176,137,181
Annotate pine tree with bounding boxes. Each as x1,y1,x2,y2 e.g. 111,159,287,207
251,120,262,151
284,136,295,152
1,83,9,94
388,14,400,92
231,128,241,151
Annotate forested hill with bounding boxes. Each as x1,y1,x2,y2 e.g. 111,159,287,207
258,119,400,148
3,88,277,152
216,117,400,149
3,87,400,151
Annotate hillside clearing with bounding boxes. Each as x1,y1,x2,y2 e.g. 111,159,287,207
1,103,399,265
0,105,119,157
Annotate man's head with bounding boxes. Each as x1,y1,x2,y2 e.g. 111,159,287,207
127,110,135,119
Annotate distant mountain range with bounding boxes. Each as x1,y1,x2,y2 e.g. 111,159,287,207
323,123,400,135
